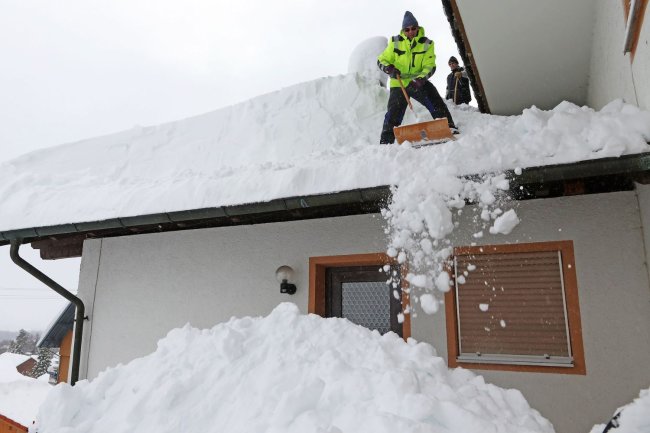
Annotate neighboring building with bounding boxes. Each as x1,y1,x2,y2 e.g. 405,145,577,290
38,303,74,385
0,414,27,433
0,3,648,433
0,353,33,380
14,358,35,378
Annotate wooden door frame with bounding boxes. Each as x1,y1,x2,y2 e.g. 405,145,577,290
309,253,411,339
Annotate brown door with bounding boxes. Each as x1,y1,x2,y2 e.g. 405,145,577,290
326,265,403,337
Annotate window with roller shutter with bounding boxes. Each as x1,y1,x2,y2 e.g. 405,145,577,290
445,240,586,374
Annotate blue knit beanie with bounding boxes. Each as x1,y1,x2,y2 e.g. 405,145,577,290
402,11,418,29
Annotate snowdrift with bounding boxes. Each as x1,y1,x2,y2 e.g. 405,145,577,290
35,303,554,433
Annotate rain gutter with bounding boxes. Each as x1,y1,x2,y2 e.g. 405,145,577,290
9,240,85,385
0,152,649,249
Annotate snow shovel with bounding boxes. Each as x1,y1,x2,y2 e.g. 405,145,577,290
393,75,454,145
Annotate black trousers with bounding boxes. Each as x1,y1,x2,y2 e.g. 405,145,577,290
380,81,455,144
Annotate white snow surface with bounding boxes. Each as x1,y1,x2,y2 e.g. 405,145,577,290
590,387,650,433
35,303,554,433
0,74,648,233
0,353,51,427
0,353,32,383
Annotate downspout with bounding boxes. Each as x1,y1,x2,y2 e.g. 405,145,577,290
623,0,643,54
10,239,86,385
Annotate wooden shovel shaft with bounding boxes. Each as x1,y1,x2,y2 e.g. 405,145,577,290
396,74,414,111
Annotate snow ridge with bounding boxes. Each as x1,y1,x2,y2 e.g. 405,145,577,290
35,303,554,433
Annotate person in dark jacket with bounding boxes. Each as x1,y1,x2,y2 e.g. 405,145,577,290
445,56,472,105
377,11,457,144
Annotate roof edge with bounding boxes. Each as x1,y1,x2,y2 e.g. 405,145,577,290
441,0,491,113
1,153,649,250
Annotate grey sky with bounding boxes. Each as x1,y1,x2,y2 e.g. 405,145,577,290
0,0,460,331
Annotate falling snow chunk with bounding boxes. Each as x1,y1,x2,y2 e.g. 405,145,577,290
457,275,467,285
479,303,489,312
420,294,439,314
515,167,523,175
407,273,428,288
467,264,476,271
435,272,451,293
500,320,507,328
489,209,521,235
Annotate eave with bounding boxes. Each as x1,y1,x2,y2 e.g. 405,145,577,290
1,153,650,259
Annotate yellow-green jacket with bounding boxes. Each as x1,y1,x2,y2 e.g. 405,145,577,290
377,26,436,88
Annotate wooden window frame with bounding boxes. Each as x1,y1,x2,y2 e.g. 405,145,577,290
445,241,586,375
309,253,411,340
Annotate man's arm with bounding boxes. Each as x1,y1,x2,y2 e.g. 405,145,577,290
377,39,396,74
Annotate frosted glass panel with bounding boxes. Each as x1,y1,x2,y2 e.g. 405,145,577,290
342,281,391,334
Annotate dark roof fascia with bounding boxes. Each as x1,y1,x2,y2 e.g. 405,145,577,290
1,152,649,249
441,0,491,113
0,186,391,247
37,302,75,348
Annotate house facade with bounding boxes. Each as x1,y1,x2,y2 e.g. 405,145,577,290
4,2,650,433
69,173,650,433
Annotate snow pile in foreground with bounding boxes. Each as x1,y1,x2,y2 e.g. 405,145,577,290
0,354,51,428
0,379,51,428
0,74,648,233
35,303,554,433
590,388,650,433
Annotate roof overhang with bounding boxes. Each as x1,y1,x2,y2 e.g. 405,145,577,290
2,153,650,259
442,0,596,115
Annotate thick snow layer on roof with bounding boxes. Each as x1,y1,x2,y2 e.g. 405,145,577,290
35,303,554,433
0,353,31,382
0,74,649,232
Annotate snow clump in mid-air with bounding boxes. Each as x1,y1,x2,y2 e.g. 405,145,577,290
34,303,554,433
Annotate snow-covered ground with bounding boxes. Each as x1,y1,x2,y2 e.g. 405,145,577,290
34,303,554,433
0,353,51,428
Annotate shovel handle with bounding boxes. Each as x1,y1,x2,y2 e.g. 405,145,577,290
396,74,414,112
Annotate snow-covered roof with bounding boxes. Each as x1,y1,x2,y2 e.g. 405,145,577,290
38,303,74,349
445,0,595,114
0,74,649,241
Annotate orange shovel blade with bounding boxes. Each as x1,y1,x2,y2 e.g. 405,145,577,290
393,118,453,144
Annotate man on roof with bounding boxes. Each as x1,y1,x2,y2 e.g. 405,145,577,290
446,56,472,105
377,11,457,144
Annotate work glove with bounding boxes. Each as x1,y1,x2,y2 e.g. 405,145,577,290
385,65,401,78
454,71,463,79
410,78,427,89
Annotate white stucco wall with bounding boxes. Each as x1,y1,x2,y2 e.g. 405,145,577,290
77,191,650,433
413,190,650,433
635,183,650,286
455,0,594,114
587,0,650,110
77,214,388,379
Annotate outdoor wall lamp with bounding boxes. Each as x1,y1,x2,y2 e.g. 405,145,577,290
275,265,297,295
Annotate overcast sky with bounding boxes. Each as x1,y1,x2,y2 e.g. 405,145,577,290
0,0,461,332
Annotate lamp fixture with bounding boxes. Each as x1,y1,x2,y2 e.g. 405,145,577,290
275,265,297,295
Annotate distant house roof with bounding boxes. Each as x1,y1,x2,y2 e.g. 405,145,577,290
0,353,30,368
38,303,75,348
